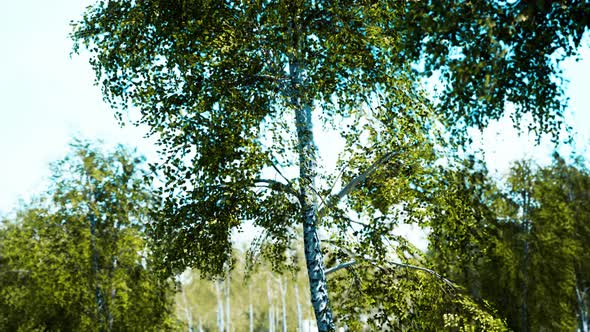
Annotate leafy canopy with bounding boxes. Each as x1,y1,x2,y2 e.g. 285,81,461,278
73,0,443,277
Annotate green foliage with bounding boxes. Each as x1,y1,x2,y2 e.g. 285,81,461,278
0,141,178,331
401,1,589,137
327,257,507,331
428,154,590,331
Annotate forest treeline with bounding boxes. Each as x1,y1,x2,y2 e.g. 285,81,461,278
1,141,588,331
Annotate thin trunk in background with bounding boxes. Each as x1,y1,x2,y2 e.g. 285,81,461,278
275,304,279,332
87,175,104,327
181,285,193,332
267,279,275,332
215,281,224,332
249,285,254,332
520,189,531,332
225,274,230,332
278,277,287,332
577,283,589,332
295,283,302,332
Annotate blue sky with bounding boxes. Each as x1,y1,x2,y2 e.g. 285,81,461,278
1,1,589,215
0,0,158,213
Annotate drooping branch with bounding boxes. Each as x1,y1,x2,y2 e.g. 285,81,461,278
318,151,397,218
325,260,356,275
381,261,456,289
324,255,455,289
191,178,298,200
324,240,456,289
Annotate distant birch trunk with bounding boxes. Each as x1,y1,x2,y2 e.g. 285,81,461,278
295,283,302,332
278,277,287,332
267,280,274,332
249,302,254,332
520,190,531,332
215,281,224,332
225,274,230,332
87,182,103,326
249,284,254,332
107,255,118,331
275,304,279,332
577,284,589,332
181,286,193,332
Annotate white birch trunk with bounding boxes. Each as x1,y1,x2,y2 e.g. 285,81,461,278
275,304,279,332
278,277,287,332
225,275,230,332
295,283,302,332
181,286,193,332
249,284,254,332
215,281,224,332
249,302,254,332
289,43,335,332
576,285,589,332
267,280,274,332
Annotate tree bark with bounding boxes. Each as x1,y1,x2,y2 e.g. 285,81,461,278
287,8,334,331
181,286,193,332
291,56,335,330
87,176,104,328
520,190,531,332
278,277,287,332
249,284,254,332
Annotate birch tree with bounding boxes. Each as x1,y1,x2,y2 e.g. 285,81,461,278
0,141,176,331
72,1,588,330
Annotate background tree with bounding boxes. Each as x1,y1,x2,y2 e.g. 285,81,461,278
428,153,590,331
72,1,588,329
528,154,590,331
0,141,177,331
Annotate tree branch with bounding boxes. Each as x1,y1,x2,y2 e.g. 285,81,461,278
323,241,456,288
325,260,356,275
318,151,397,218
268,157,297,193
253,179,299,199
324,256,455,288
382,261,456,289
